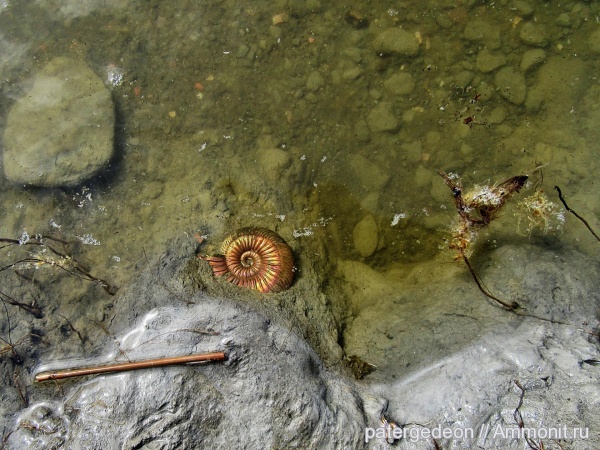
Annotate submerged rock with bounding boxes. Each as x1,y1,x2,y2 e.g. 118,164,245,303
463,19,501,49
366,102,399,133
3,56,114,187
353,214,379,257
373,28,420,57
495,66,527,105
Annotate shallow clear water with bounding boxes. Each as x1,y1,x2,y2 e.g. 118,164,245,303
1,0,599,403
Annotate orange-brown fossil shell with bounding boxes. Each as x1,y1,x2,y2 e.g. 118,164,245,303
199,227,294,293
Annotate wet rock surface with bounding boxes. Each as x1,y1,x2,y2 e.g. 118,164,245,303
1,238,599,449
2,56,114,187
2,239,366,449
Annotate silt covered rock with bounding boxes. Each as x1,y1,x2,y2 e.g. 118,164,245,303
3,56,114,187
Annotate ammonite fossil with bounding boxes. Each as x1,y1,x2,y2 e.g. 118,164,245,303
199,227,294,293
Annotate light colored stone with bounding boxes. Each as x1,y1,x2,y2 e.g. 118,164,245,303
373,28,420,57
453,70,474,89
555,12,571,27
519,22,549,47
342,66,363,81
520,49,546,72
257,147,291,183
349,154,390,191
487,106,507,124
512,0,534,17
495,66,527,105
3,56,114,187
476,49,506,73
383,72,415,95
463,20,501,49
353,214,379,257
366,102,399,133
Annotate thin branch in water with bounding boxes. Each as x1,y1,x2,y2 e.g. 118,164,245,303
13,369,27,407
0,288,43,318
0,297,23,364
58,314,86,344
554,186,600,243
0,236,117,295
460,251,519,310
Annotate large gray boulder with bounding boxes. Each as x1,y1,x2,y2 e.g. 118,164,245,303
3,56,114,187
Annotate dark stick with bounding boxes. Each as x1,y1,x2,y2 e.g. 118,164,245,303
555,186,600,243
0,289,43,318
0,298,23,364
58,314,85,344
461,252,519,310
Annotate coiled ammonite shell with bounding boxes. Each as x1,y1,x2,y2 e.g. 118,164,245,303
199,227,294,293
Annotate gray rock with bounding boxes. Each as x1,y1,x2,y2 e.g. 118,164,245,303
3,57,114,187
495,66,527,105
6,298,365,450
519,21,549,47
476,49,506,73
383,72,415,95
463,20,501,49
520,48,546,72
366,102,399,133
3,223,600,449
3,238,367,449
353,214,379,257
373,28,420,57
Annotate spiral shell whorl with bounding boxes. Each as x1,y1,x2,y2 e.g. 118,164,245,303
206,227,294,293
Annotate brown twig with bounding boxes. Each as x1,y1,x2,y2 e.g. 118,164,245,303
513,380,545,450
460,251,519,310
13,369,27,407
438,171,526,309
58,314,86,344
554,186,600,243
0,236,117,295
0,297,23,364
34,351,227,382
0,288,43,318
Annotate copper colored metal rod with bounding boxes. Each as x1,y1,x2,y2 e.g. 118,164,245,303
34,351,226,383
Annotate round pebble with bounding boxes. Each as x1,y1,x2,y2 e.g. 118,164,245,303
373,28,420,57
3,57,114,187
519,22,549,47
520,49,546,73
353,214,379,258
